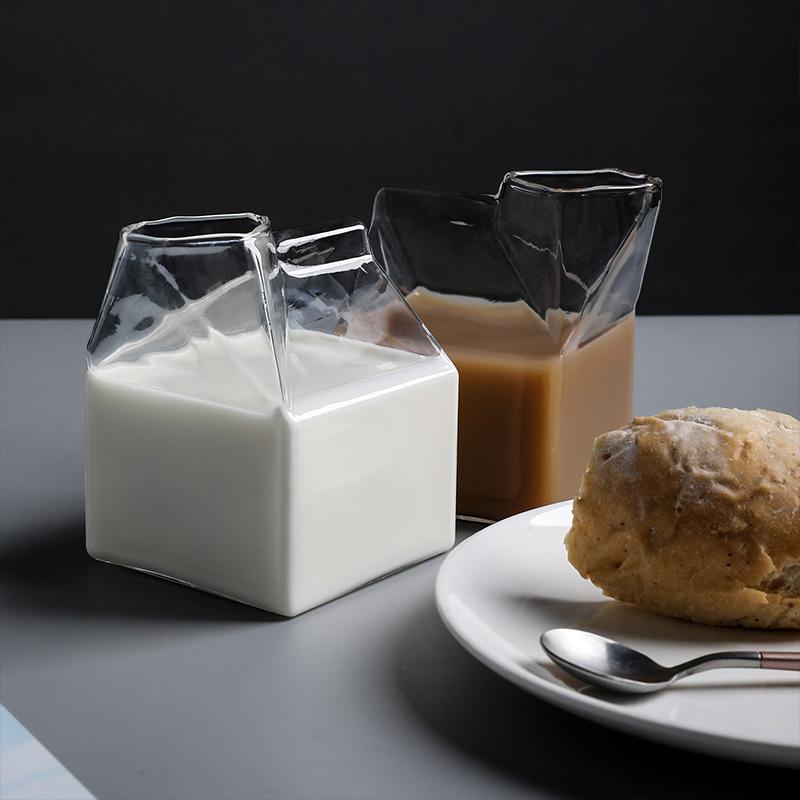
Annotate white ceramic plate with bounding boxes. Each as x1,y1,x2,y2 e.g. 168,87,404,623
436,501,800,767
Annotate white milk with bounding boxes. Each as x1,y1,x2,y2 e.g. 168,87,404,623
85,327,458,616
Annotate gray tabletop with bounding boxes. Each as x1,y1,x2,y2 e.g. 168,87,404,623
1,317,799,800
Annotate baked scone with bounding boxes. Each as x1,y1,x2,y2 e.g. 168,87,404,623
565,407,800,628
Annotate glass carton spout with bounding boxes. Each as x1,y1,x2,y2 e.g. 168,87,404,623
270,218,442,411
495,169,661,350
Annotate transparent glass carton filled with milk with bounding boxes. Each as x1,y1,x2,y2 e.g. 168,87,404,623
86,214,458,616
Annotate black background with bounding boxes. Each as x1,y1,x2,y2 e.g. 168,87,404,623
2,0,798,318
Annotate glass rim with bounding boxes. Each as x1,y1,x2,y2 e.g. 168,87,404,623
123,213,271,244
502,169,662,194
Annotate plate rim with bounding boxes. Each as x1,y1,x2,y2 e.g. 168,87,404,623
435,500,800,768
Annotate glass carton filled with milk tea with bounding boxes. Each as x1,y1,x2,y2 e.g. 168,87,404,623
86,214,458,616
370,170,661,522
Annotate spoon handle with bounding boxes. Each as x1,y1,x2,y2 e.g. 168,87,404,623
761,652,800,671
676,651,760,678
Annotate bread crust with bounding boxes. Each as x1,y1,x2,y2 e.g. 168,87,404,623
565,407,800,628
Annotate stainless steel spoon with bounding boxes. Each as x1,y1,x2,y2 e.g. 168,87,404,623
540,628,800,694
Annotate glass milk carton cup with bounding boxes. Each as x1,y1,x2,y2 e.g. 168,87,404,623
86,214,458,616
370,170,661,522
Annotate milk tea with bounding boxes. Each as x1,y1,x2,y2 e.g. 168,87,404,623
405,289,635,521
